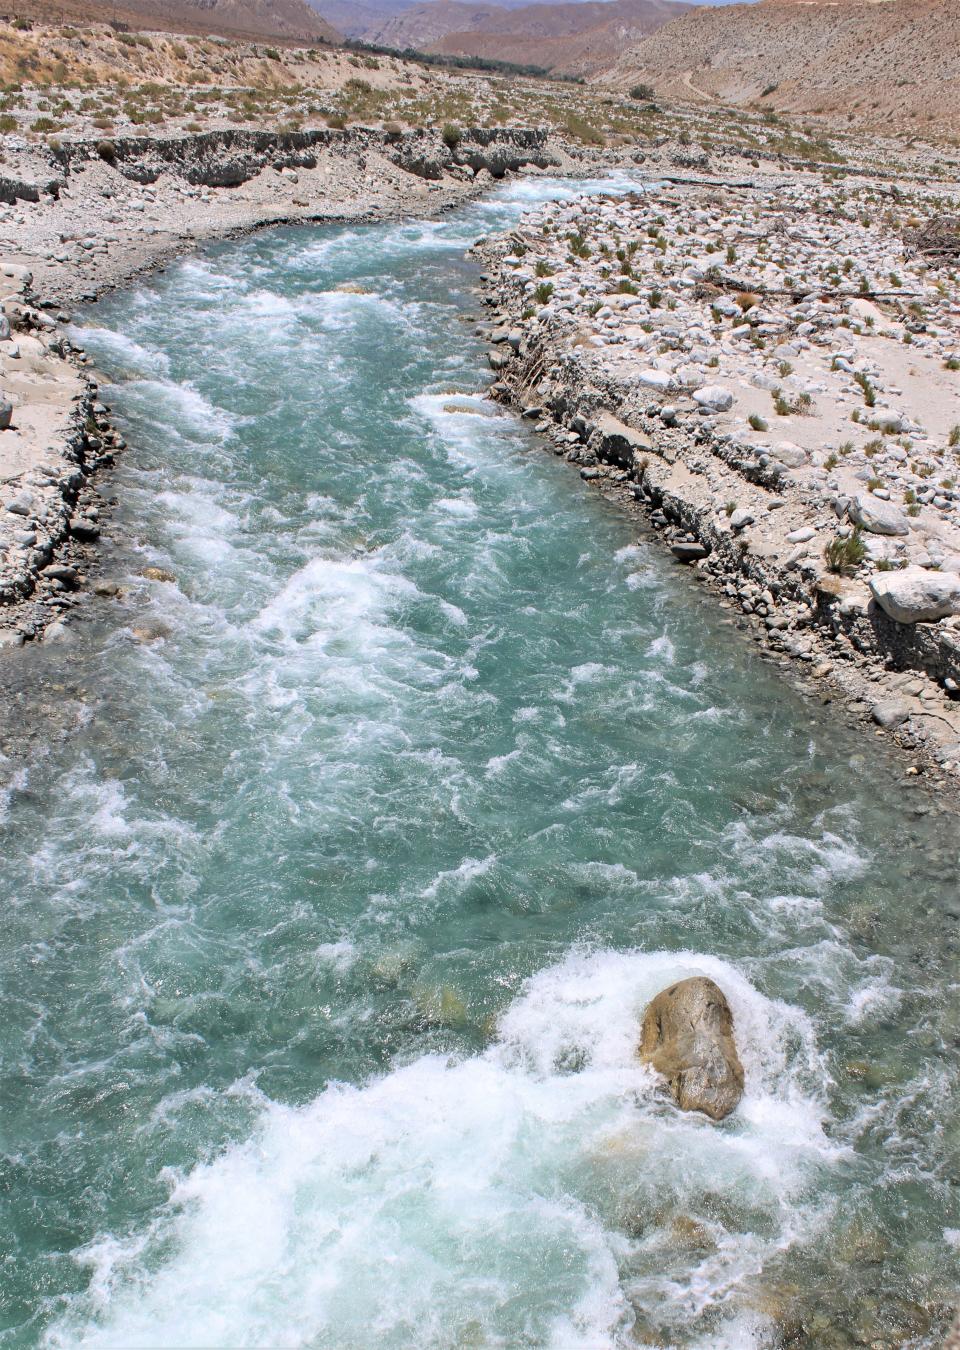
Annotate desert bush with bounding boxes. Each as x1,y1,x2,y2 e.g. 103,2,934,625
629,83,654,102
825,529,866,574
97,138,116,162
441,122,461,148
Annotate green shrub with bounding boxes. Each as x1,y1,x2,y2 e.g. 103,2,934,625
534,281,554,305
441,122,461,149
0,114,16,133
96,138,116,162
629,83,654,102
853,372,876,407
534,260,553,278
825,529,866,575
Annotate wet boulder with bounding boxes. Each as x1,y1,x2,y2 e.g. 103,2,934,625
639,976,744,1120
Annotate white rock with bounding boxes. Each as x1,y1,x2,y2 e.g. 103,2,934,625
869,566,960,623
637,369,672,391
786,526,816,543
693,385,734,413
772,442,808,468
849,494,909,536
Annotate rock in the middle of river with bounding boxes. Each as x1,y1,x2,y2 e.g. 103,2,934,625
639,976,745,1121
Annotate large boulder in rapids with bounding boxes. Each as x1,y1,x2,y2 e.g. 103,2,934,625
639,976,744,1121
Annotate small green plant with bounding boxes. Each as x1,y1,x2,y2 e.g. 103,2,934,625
748,413,768,432
907,503,921,517
629,83,655,102
839,440,854,455
867,476,885,491
777,360,793,378
265,47,281,61
441,123,461,149
825,529,866,575
854,372,876,407
534,260,553,278
773,390,791,416
724,501,737,517
0,114,16,133
950,424,960,448
824,452,839,470
946,356,960,371
534,282,554,305
726,244,737,264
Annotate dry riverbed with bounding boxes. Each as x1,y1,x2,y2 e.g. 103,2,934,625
475,175,960,787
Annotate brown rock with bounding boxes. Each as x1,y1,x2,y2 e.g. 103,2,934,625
140,566,176,584
639,976,744,1120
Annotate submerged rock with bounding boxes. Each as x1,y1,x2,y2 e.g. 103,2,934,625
639,976,744,1120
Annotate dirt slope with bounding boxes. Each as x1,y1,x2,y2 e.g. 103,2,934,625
604,0,960,137
6,0,339,43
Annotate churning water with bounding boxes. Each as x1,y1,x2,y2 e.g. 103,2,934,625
2,176,960,1349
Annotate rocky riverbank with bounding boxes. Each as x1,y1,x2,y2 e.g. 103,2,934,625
474,177,960,787
0,123,576,646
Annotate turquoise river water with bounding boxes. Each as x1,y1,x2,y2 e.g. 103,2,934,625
2,175,960,1348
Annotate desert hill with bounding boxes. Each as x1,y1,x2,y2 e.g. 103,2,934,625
604,0,960,136
7,0,339,43
361,0,690,73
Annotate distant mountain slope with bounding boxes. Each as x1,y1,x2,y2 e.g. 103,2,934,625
362,0,691,73
306,0,420,39
18,0,343,41
120,0,341,40
604,0,960,135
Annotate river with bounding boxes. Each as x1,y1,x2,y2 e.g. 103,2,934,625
2,174,959,1348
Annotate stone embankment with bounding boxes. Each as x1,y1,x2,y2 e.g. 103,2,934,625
475,179,960,781
0,124,567,644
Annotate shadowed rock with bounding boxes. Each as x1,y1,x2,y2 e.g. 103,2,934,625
639,976,744,1120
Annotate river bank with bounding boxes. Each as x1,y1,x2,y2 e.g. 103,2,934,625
0,123,582,651
474,178,960,792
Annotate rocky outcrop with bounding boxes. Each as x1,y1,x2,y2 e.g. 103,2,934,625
46,126,556,191
639,976,744,1121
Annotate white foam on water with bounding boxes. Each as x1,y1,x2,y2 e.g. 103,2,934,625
116,377,236,445
66,326,171,379
46,948,836,1350
251,552,419,650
